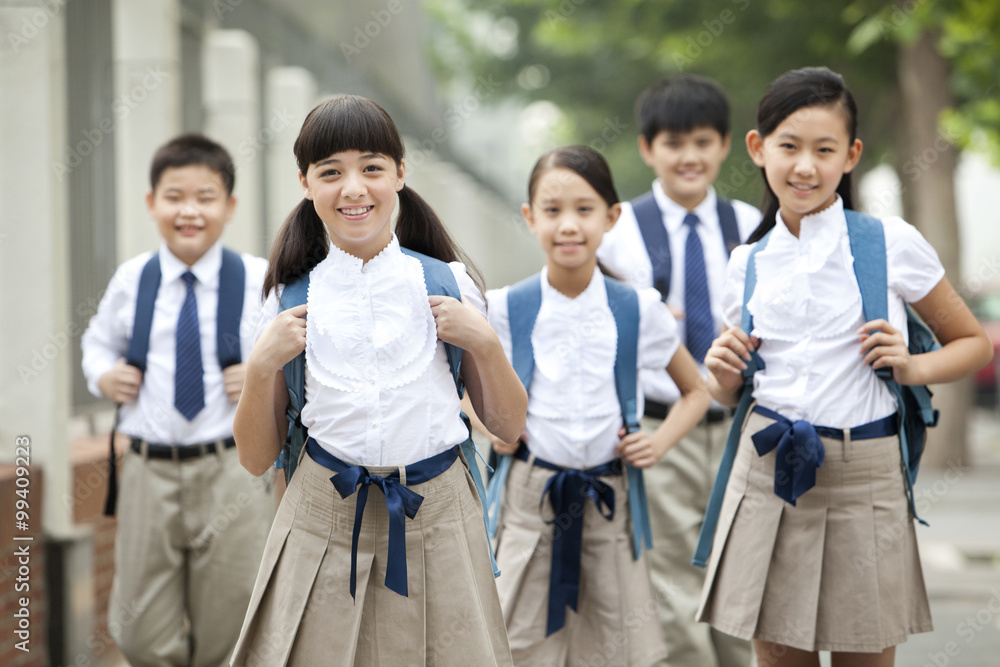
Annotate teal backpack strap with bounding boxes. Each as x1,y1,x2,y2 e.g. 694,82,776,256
844,210,934,526
604,277,650,559
486,274,543,539
693,232,770,567
278,274,310,483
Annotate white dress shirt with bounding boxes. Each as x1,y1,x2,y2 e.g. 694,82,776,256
722,197,945,428
487,266,680,469
255,236,484,467
82,243,268,445
597,182,760,404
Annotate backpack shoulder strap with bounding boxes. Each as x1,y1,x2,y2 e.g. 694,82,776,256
603,276,652,558
216,247,246,369
125,253,162,372
844,210,933,524
693,232,770,567
506,273,544,390
716,197,741,256
631,191,671,301
278,273,310,482
844,210,889,324
486,273,542,540
402,247,464,396
604,276,640,433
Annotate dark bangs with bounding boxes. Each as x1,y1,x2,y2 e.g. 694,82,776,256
293,95,404,173
528,145,619,207
636,74,730,142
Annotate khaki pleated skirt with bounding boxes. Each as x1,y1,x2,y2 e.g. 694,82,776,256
231,447,512,667
494,457,668,667
697,410,933,653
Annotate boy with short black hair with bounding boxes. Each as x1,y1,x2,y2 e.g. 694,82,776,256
82,134,272,667
597,74,758,667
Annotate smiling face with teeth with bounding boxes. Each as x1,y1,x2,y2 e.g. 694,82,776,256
747,103,862,234
147,164,235,266
301,149,405,261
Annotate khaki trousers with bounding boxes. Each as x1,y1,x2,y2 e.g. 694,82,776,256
641,414,753,667
109,443,273,667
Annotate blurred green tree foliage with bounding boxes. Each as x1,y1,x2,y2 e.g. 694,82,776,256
427,0,999,200
426,0,900,204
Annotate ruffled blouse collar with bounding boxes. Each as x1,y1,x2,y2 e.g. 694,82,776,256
305,236,438,392
747,197,863,341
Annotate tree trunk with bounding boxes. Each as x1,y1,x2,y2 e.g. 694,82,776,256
897,31,971,469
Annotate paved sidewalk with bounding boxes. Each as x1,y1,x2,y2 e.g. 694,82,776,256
893,407,1000,667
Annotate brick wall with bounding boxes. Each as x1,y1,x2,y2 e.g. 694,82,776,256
0,433,127,667
0,464,48,667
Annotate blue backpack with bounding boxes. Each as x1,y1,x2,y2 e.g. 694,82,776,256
278,247,498,574
692,211,939,567
103,247,247,516
631,192,741,301
485,273,654,559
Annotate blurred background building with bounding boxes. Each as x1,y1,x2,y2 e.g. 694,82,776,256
0,2,542,665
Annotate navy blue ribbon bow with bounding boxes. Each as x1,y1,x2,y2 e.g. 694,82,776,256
751,406,826,505
331,466,424,599
541,465,618,636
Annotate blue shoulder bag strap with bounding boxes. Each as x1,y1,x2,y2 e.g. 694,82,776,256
125,255,162,371
106,248,246,515
632,192,671,301
278,273,310,482
216,247,246,369
844,210,931,526
717,197,741,255
692,232,770,567
485,273,542,538
603,277,651,558
105,254,163,515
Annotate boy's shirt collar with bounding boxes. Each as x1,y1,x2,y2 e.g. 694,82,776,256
651,180,719,233
158,242,224,288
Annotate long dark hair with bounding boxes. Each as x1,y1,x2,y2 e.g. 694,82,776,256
263,95,483,296
747,67,859,244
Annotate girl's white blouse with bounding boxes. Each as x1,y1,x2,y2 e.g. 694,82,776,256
487,266,680,469
254,237,485,467
721,198,944,428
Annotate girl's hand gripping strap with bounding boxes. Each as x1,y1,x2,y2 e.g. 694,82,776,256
692,233,770,567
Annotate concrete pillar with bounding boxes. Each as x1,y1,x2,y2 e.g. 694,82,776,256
202,29,263,255
112,0,182,261
0,4,73,536
264,66,317,246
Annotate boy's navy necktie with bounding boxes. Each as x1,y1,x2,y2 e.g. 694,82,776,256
175,271,205,420
683,213,713,363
